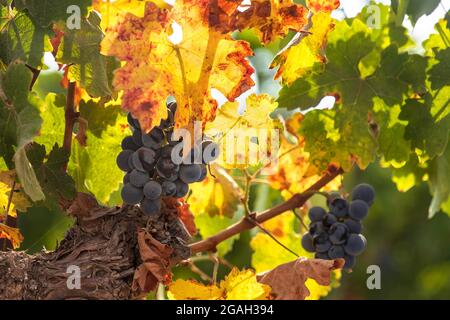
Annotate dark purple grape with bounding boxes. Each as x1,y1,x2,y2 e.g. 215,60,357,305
329,198,349,218
327,192,342,206
315,252,330,260
343,254,356,270
309,221,325,236
117,150,133,172
174,180,189,198
142,133,160,149
138,147,156,166
123,172,131,184
301,233,315,253
344,234,367,256
344,218,362,234
328,245,345,259
308,206,326,222
329,222,349,245
127,113,140,130
150,127,165,143
160,145,174,158
129,170,150,188
323,213,338,228
121,136,139,151
121,183,143,205
156,157,179,176
197,164,207,182
179,164,202,184
349,200,369,220
131,152,145,172
352,183,375,206
132,129,143,146
161,181,177,196
143,181,162,200
141,198,161,216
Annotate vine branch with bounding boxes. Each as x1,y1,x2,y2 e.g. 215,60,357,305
63,81,79,170
190,166,344,254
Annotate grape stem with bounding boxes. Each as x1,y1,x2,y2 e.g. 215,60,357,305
189,166,344,254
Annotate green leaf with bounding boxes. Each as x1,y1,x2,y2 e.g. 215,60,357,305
68,99,128,203
15,0,91,27
0,12,53,68
391,0,441,26
27,143,76,209
56,11,119,98
0,61,44,201
429,48,450,90
428,145,450,218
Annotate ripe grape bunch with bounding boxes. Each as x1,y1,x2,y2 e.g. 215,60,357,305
301,184,375,270
116,102,219,217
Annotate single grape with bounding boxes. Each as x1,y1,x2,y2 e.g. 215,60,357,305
322,213,338,228
328,245,345,259
161,181,177,196
344,234,367,256
160,145,174,158
315,240,332,253
127,113,140,130
197,164,207,182
343,254,356,270
141,198,161,217
351,183,375,206
349,199,369,220
131,152,145,172
121,183,143,205
132,129,143,146
308,206,326,222
329,222,349,245
202,140,220,164
116,150,133,172
327,191,342,206
174,180,189,198
143,181,162,200
329,198,349,218
315,252,330,260
301,233,315,253
142,133,159,149
344,218,362,234
138,147,156,167
130,170,150,188
156,158,180,178
309,221,325,236
179,164,202,184
123,172,131,184
121,136,139,151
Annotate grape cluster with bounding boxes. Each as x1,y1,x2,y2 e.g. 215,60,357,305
116,102,219,217
301,184,375,270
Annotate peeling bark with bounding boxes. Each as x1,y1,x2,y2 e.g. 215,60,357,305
0,200,191,300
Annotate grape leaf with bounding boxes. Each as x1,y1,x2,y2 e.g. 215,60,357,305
0,12,53,68
205,94,279,169
68,99,129,204
429,48,450,90
391,0,441,26
0,170,31,219
272,12,336,85
101,1,254,132
306,0,340,13
15,0,91,27
0,61,44,201
27,143,76,209
168,267,271,300
56,11,119,98
0,222,23,248
257,257,343,300
428,145,450,218
231,0,308,44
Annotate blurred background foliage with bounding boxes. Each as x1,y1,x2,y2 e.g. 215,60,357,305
13,0,450,300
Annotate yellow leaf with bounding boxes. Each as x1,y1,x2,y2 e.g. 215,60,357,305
101,1,254,132
221,268,271,300
205,94,279,169
233,0,308,44
306,0,340,13
273,12,336,85
188,165,243,218
168,267,271,300
0,223,23,249
0,170,31,220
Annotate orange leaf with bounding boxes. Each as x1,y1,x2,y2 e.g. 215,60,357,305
306,0,340,13
0,223,23,249
233,0,308,44
257,257,344,300
132,229,173,295
101,1,254,132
